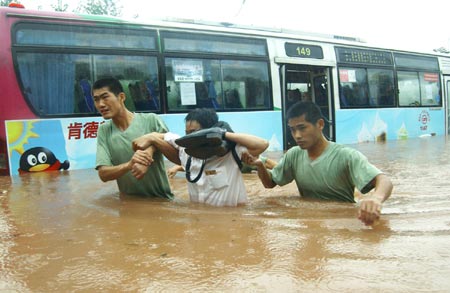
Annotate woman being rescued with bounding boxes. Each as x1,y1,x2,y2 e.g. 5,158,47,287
131,108,269,207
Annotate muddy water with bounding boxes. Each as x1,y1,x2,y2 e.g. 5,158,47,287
1,136,450,292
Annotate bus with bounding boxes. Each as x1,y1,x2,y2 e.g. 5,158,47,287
1,5,450,175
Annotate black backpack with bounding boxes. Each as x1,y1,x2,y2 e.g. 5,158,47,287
175,127,242,183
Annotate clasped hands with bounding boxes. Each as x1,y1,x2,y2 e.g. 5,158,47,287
129,134,156,180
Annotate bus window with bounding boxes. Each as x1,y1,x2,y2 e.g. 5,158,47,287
165,58,270,111
420,72,440,106
161,31,270,112
367,68,395,107
15,23,157,50
222,60,270,110
162,31,267,57
398,71,421,106
398,72,441,107
165,58,221,110
339,67,396,108
94,55,160,111
16,53,160,116
395,53,441,107
13,21,160,116
17,53,84,115
338,67,369,107
224,88,243,109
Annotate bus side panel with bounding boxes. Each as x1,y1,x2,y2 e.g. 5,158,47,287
335,108,445,144
6,117,103,176
5,111,283,175
161,111,284,151
0,12,37,173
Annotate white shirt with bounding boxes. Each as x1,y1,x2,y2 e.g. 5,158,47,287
165,132,248,206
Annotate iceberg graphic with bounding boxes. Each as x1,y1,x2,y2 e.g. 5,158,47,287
358,122,373,143
397,122,408,140
268,133,282,151
371,112,387,142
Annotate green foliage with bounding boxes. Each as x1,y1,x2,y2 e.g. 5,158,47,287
51,0,68,12
433,47,450,54
1,0,16,6
76,0,122,16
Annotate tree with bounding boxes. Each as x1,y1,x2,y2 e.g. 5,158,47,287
433,47,450,54
1,0,16,6
51,0,69,12
76,0,122,17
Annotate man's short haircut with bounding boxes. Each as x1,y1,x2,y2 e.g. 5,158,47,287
286,101,323,124
92,77,124,96
185,108,219,129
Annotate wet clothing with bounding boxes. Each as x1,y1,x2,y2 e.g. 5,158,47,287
165,132,247,206
270,142,381,202
96,113,173,199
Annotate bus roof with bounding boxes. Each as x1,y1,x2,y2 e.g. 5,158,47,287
1,6,446,56
0,6,364,44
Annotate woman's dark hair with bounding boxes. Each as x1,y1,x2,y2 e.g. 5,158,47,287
286,101,323,124
214,121,234,132
185,108,219,129
92,77,124,96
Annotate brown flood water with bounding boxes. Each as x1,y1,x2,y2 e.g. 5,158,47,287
1,136,450,292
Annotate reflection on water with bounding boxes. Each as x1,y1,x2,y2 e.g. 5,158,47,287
1,136,450,292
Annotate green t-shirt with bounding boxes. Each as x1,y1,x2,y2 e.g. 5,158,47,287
270,142,381,202
96,113,173,199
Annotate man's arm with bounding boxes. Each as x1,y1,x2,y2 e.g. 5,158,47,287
358,173,393,225
370,173,393,202
224,132,269,156
133,132,181,165
241,152,277,188
97,148,154,182
263,157,278,170
97,162,132,182
129,147,157,180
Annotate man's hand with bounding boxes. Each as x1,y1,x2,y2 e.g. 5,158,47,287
131,163,148,180
131,149,154,167
167,165,184,178
241,152,263,167
358,196,382,226
132,133,155,151
241,152,276,188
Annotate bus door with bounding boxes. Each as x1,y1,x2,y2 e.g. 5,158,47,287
445,75,450,134
281,64,334,149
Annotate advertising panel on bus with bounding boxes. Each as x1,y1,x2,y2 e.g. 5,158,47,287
6,117,103,176
5,111,283,176
335,108,444,144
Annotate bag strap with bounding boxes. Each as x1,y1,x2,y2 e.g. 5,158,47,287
185,156,206,183
185,146,242,183
231,146,243,170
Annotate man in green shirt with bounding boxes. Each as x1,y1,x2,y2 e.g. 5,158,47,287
242,101,393,225
93,77,176,199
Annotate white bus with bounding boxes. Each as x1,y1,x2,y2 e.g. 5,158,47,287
1,5,449,175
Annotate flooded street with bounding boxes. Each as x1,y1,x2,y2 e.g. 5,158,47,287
1,136,450,292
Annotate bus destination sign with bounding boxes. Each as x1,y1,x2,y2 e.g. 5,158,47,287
336,47,393,65
285,43,324,59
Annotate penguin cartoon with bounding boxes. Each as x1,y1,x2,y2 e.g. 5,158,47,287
18,147,70,174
